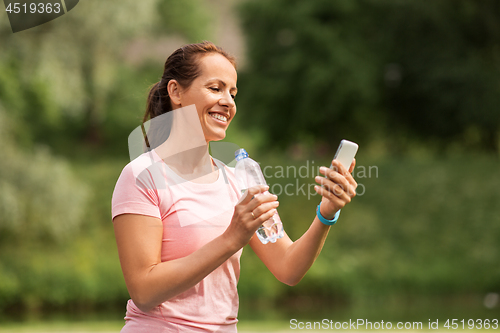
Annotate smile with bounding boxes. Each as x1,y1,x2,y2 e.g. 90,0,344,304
209,112,228,122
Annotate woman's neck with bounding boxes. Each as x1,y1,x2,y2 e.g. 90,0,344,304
153,105,216,181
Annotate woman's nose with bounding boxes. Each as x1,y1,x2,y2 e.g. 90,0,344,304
220,91,235,109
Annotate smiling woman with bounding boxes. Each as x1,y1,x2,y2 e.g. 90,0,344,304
143,42,236,124
111,41,358,333
167,52,238,143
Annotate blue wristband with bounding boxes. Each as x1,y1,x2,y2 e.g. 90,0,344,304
316,203,341,226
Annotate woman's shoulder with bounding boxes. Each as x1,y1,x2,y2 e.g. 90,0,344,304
125,148,168,174
112,152,165,220
115,151,168,190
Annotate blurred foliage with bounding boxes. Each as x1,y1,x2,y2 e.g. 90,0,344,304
237,0,500,153
0,101,91,312
0,111,127,314
0,234,126,316
0,104,88,244
0,0,212,147
157,0,213,42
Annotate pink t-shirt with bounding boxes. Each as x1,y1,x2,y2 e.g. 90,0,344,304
112,150,242,332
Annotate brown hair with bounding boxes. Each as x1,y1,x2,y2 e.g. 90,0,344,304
143,41,236,123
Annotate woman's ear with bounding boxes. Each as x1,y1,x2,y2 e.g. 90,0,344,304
167,80,182,107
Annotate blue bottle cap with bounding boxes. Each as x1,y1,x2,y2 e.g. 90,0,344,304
235,148,249,161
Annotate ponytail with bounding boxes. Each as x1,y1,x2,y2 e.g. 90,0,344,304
143,80,168,124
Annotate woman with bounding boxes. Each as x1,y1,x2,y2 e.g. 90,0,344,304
112,41,357,332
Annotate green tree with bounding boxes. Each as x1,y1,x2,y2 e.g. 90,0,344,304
238,0,500,152
0,102,88,245
0,0,213,146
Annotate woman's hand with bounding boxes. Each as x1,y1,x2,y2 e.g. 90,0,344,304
223,185,279,250
314,159,357,220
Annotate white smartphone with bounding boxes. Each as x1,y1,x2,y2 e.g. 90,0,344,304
331,139,358,172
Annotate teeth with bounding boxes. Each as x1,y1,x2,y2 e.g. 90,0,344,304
210,113,227,122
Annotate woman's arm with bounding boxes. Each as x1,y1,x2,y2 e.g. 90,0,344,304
250,159,357,286
113,185,278,313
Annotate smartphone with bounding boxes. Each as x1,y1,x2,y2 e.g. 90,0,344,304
331,139,358,172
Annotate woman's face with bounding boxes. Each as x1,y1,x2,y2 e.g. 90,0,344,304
176,53,237,143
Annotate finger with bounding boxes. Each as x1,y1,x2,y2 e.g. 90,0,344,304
253,208,278,226
343,170,358,193
343,182,357,198
319,167,350,189
314,185,348,207
247,192,278,212
348,158,356,173
345,174,358,195
240,185,269,204
247,185,269,196
326,182,352,202
327,163,351,186
330,160,349,176
315,184,352,206
315,176,354,201
346,181,357,197
252,200,280,219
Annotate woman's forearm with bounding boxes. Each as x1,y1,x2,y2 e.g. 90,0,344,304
277,217,331,286
129,232,238,313
277,161,357,285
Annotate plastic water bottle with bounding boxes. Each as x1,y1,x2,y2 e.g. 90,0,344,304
234,149,284,244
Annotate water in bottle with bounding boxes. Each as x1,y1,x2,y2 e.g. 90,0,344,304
234,149,284,244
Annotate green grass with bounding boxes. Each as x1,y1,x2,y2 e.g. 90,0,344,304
0,320,124,332
0,320,493,332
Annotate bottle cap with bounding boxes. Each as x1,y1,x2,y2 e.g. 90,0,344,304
235,148,249,161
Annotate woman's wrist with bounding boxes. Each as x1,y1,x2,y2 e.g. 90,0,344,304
220,230,245,254
319,201,336,220
317,202,340,226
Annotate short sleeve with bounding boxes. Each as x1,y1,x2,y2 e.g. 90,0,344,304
111,159,164,221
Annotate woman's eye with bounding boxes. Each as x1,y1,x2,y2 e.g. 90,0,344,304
209,87,220,92
231,94,236,99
